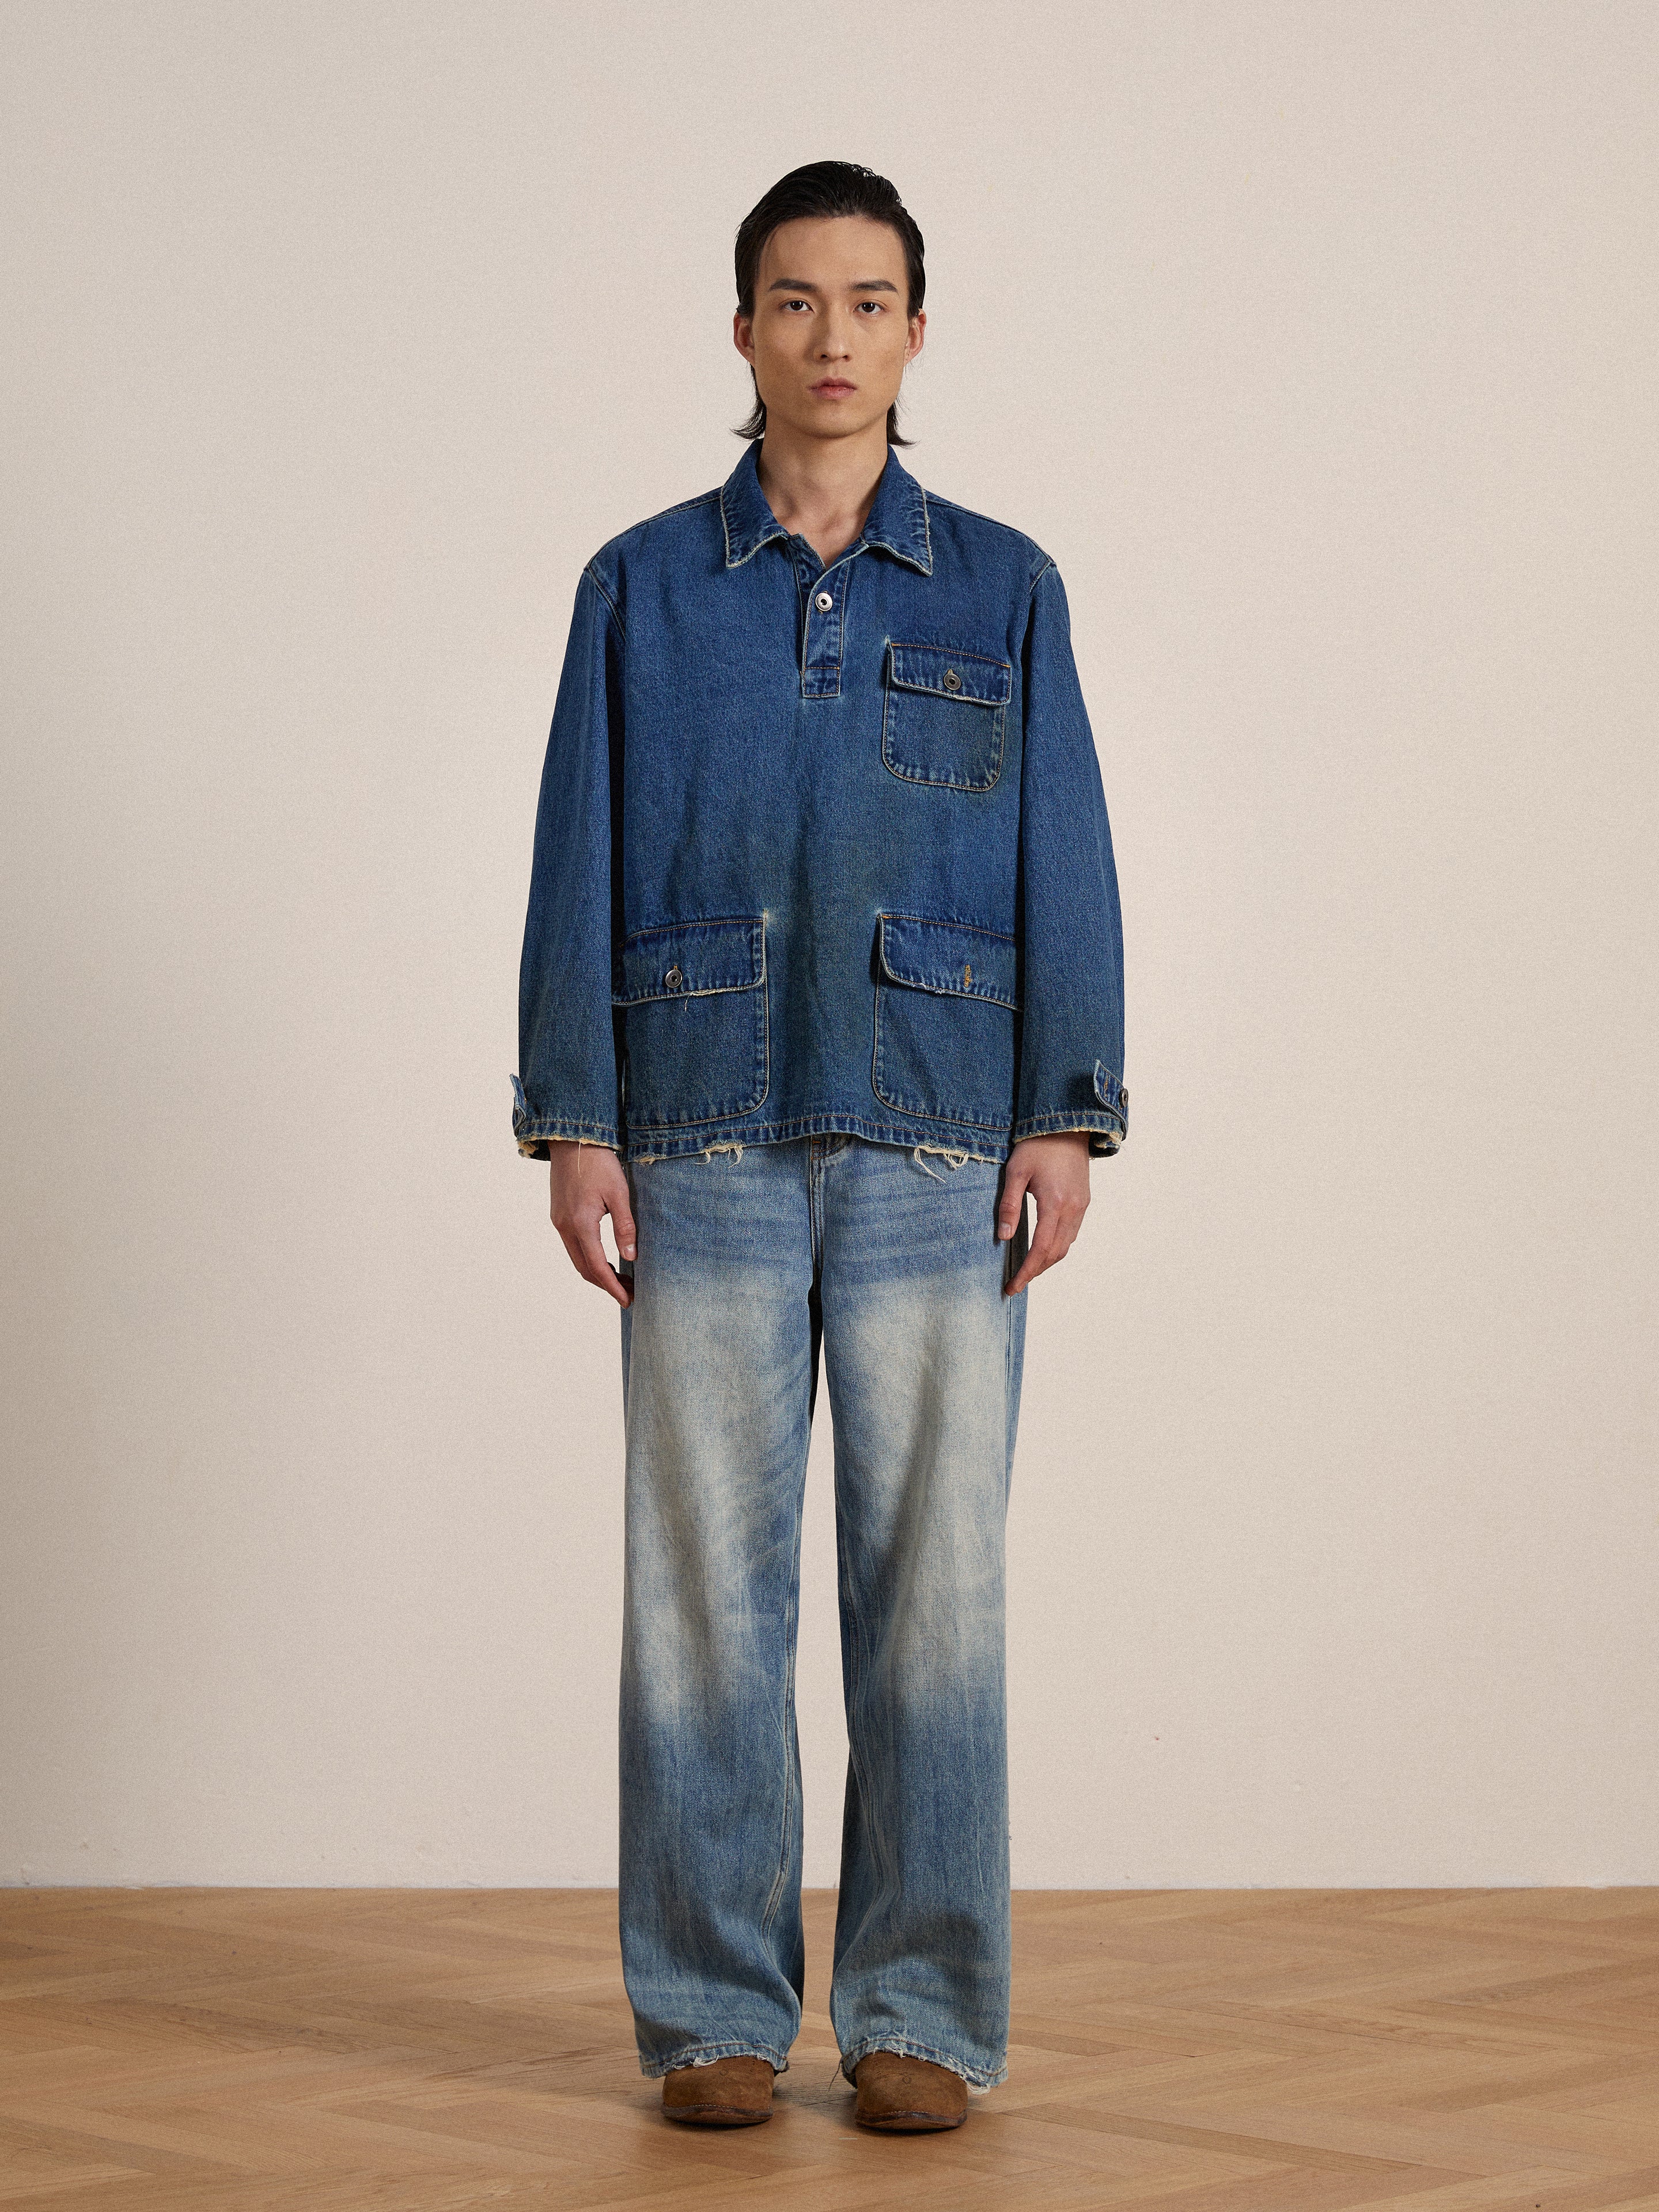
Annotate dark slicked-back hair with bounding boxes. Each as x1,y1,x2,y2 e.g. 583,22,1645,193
733,160,925,445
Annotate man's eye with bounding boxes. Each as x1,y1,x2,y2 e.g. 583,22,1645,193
857,300,884,313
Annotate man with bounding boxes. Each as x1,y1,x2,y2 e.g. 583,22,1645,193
513,161,1127,2135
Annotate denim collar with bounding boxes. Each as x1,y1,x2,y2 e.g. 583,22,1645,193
719,437,933,576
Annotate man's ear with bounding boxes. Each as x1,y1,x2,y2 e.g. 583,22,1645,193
732,311,755,366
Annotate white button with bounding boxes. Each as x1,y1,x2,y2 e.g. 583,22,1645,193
815,590,833,611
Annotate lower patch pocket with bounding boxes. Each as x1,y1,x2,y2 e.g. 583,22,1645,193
613,915,768,1126
882,641,1011,791
872,911,1019,1130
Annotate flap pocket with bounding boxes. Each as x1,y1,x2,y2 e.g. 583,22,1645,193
886,641,1012,707
877,913,1019,1009
614,915,766,1006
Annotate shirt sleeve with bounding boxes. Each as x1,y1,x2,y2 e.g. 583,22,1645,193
1012,559,1128,1158
512,564,626,1160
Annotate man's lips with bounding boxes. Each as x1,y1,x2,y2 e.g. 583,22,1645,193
812,379,857,395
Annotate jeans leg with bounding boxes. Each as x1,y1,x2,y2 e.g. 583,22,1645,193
616,1140,818,2078
817,1139,1028,2090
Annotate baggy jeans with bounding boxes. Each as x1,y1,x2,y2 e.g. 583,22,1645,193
615,1132,1029,2090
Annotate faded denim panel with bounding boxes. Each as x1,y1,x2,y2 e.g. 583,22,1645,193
514,439,1128,1165
615,1135,1027,2088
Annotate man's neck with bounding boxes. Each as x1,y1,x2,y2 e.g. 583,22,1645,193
755,423,890,569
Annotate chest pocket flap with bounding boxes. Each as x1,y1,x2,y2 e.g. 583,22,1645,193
886,642,1012,706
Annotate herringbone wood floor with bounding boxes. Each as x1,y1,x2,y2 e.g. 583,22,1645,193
2,1888,1656,2209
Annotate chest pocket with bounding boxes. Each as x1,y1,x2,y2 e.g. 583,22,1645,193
882,641,1012,793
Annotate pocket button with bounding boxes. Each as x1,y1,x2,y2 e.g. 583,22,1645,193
664,965,684,990
943,668,962,690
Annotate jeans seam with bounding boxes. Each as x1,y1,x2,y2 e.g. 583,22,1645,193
760,1455,806,1936
836,1472,882,1906
764,1136,818,1934
1006,1254,1022,1474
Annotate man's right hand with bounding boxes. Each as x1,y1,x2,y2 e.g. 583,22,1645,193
549,1143,636,1307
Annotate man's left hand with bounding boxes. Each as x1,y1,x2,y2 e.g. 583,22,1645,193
998,1131,1092,1296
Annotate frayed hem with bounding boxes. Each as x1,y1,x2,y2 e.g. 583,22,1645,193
911,1141,972,1177
639,2038,791,2079
837,2033,1006,2091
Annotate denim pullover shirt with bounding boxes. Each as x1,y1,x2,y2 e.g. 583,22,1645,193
513,438,1128,1167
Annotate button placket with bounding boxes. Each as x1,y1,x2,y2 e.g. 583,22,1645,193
797,548,854,700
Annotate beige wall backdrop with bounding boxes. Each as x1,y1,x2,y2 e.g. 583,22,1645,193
3,1,1654,1888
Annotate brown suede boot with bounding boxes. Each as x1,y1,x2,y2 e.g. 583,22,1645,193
660,2053,775,2125
852,2050,970,2131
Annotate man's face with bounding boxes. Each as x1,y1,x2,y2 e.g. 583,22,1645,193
734,214,925,445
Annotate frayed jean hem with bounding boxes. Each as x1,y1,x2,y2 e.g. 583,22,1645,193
838,2033,1006,2092
639,2037,790,2080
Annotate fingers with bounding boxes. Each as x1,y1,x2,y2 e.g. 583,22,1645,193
997,1161,1033,1244
1005,1181,1090,1296
610,1184,637,1266
556,1217,631,1306
550,1148,636,1307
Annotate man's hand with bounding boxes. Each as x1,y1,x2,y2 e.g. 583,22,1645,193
998,1131,1091,1296
549,1143,637,1307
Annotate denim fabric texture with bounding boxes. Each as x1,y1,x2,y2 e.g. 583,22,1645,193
513,438,1128,1166
616,1134,1028,2088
